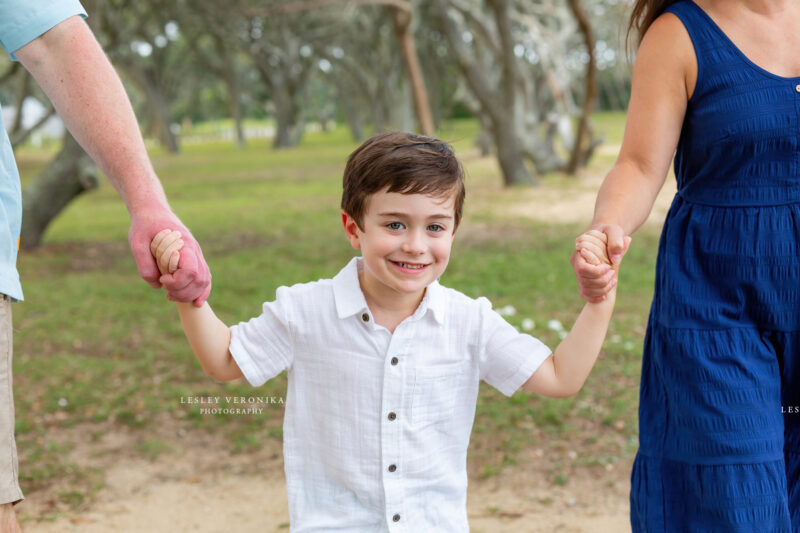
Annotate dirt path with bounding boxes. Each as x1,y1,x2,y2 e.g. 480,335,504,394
19,426,632,533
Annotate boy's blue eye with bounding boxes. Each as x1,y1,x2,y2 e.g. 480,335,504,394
387,222,405,230
428,224,444,232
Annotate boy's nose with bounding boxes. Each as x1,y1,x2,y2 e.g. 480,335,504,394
401,230,426,254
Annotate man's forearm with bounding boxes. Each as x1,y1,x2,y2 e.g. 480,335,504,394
15,16,168,215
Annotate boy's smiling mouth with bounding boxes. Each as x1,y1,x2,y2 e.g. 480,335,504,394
389,260,430,272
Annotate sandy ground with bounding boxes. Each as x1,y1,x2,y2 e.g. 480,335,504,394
18,425,632,533
19,146,656,532
504,144,677,228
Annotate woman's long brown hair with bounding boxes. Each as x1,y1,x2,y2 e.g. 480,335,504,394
626,0,682,59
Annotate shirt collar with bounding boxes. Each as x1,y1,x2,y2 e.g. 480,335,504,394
332,256,445,324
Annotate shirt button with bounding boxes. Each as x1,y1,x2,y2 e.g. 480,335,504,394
796,83,800,93
392,514,401,522
361,313,369,322
390,357,399,366
388,464,397,472
387,412,396,421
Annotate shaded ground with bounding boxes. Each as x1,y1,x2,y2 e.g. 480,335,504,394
19,424,631,533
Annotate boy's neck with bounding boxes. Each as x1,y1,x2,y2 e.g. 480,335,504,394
357,268,426,327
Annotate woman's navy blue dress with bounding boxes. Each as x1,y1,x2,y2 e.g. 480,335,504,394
630,1,800,531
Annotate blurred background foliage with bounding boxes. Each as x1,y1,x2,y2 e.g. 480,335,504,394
1,0,635,248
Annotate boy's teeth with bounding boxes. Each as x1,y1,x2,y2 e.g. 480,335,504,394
397,262,424,269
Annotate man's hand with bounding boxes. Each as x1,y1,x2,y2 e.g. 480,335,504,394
571,224,631,303
129,211,210,306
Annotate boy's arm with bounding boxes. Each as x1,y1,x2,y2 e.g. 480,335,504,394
521,230,617,397
176,302,243,382
151,229,242,381
520,294,615,398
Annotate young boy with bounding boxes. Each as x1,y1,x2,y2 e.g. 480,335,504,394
152,132,617,531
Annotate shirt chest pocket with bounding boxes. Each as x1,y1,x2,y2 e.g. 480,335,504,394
409,361,472,429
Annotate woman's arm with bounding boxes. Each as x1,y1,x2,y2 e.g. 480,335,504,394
573,12,695,301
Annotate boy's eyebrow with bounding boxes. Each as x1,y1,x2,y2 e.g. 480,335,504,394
377,212,454,220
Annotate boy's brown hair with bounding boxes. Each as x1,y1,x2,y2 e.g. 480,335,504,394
341,131,466,231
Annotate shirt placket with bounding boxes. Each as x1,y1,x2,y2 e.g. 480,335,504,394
380,327,409,531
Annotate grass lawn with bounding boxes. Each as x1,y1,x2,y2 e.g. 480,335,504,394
13,114,660,508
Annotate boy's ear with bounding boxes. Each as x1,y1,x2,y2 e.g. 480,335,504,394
341,210,361,250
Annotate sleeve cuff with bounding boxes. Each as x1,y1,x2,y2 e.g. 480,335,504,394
495,348,553,397
228,325,267,387
5,7,87,60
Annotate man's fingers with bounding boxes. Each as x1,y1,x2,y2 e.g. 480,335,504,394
132,243,162,288
161,266,195,291
166,278,202,302
162,245,200,301
193,281,212,307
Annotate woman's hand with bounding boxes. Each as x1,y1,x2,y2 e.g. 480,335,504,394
571,224,631,303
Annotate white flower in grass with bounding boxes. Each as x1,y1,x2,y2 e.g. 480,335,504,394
496,305,517,316
521,318,535,331
547,319,564,332
610,334,622,343
58,398,68,407
558,331,567,340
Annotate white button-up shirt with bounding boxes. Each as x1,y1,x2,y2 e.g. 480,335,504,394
229,257,551,532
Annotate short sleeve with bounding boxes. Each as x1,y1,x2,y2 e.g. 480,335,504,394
477,297,552,397
0,0,87,60
229,286,294,387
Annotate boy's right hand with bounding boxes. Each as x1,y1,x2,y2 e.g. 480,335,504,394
572,228,631,302
150,229,183,276
576,229,612,267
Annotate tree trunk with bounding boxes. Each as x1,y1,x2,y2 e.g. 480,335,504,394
493,123,534,186
437,0,535,186
10,71,31,138
271,85,304,149
566,0,597,175
227,70,246,149
216,37,246,149
20,133,99,249
389,5,434,136
133,65,180,154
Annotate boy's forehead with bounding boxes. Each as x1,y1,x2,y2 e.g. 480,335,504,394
366,189,456,216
